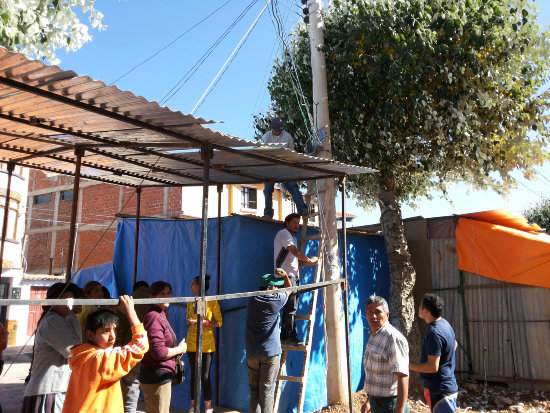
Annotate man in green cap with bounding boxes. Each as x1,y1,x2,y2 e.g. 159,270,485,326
245,268,291,413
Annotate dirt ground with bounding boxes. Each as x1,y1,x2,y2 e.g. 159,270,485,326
320,381,550,413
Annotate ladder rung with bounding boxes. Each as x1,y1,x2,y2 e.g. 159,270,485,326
281,343,307,351
278,375,305,383
295,314,312,321
303,234,321,242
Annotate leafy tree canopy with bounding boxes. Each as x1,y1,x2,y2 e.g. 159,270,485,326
523,197,550,231
256,0,550,208
0,0,104,63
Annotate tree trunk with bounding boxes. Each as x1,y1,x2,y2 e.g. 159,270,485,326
376,171,422,391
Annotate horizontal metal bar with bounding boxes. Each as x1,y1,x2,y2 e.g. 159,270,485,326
0,278,345,306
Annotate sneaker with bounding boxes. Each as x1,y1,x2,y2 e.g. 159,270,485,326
205,409,214,413
282,337,305,347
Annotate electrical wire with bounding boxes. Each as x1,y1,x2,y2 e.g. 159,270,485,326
191,1,272,115
110,0,234,85
160,0,260,105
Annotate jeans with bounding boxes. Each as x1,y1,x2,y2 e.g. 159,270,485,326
281,277,298,339
264,182,307,218
121,363,141,413
246,355,280,413
369,396,410,413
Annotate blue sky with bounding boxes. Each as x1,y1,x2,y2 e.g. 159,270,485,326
56,0,550,225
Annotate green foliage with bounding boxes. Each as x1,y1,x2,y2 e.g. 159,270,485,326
523,198,550,231
0,0,104,64
256,0,550,208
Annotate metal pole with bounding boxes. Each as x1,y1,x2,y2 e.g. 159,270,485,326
133,187,142,286
66,147,84,281
215,183,223,405
195,144,213,413
0,163,15,282
341,177,354,411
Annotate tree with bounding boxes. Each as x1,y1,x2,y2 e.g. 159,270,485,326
0,0,103,63
255,0,550,353
523,198,550,231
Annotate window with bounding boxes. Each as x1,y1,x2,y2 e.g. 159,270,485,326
61,190,74,201
0,196,20,239
33,194,51,205
241,187,257,209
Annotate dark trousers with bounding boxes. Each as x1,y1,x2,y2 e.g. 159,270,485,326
187,351,214,401
281,277,298,338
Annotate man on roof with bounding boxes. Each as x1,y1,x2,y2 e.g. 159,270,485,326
261,117,308,218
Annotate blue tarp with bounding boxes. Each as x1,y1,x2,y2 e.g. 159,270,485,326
72,261,117,298
107,215,390,413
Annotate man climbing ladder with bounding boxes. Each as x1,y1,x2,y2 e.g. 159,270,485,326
273,213,318,346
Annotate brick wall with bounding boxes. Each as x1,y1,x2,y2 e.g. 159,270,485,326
26,171,183,274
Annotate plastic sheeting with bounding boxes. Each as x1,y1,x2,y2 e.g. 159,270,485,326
110,215,390,413
456,213,550,289
72,261,117,298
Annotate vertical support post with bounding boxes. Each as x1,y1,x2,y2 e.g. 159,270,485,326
341,177,354,412
215,183,223,405
194,144,213,413
66,147,84,281
0,162,15,282
308,0,348,403
133,187,142,286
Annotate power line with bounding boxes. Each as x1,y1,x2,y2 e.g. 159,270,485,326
109,0,234,85
191,1,272,114
160,0,260,105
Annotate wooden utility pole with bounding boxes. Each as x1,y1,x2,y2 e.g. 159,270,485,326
307,0,349,405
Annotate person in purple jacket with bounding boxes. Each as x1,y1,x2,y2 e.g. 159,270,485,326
139,281,187,413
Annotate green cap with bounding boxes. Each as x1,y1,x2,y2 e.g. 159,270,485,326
259,273,284,288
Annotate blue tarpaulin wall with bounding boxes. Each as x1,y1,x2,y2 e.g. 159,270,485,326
72,261,117,298
108,215,390,413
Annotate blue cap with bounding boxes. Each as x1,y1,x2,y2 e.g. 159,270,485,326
270,117,285,132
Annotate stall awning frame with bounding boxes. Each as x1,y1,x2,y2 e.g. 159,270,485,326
0,48,374,187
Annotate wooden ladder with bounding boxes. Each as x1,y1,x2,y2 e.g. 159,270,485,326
273,183,326,413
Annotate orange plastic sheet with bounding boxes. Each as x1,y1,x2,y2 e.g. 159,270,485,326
456,209,550,288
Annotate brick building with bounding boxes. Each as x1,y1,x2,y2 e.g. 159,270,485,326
24,171,299,276
25,170,184,275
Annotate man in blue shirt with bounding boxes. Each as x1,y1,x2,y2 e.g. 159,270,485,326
409,293,458,413
245,269,291,413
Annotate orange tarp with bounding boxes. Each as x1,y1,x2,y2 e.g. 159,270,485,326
456,209,550,288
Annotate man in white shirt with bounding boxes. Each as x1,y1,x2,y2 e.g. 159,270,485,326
274,213,318,346
261,117,308,218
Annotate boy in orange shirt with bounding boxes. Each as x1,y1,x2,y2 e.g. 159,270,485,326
63,295,149,413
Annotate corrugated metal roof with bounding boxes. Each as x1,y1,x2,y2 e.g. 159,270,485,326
0,48,375,187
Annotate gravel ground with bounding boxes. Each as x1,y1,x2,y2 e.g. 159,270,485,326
320,381,550,413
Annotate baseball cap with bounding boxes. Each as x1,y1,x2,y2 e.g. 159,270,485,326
270,117,285,132
259,273,285,288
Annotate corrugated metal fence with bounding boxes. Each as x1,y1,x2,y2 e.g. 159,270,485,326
429,238,550,389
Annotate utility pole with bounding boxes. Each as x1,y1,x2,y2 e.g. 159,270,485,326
306,0,349,405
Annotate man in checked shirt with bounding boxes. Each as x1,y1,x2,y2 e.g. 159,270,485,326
361,295,410,413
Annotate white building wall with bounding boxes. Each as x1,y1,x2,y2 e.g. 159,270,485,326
181,184,298,221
